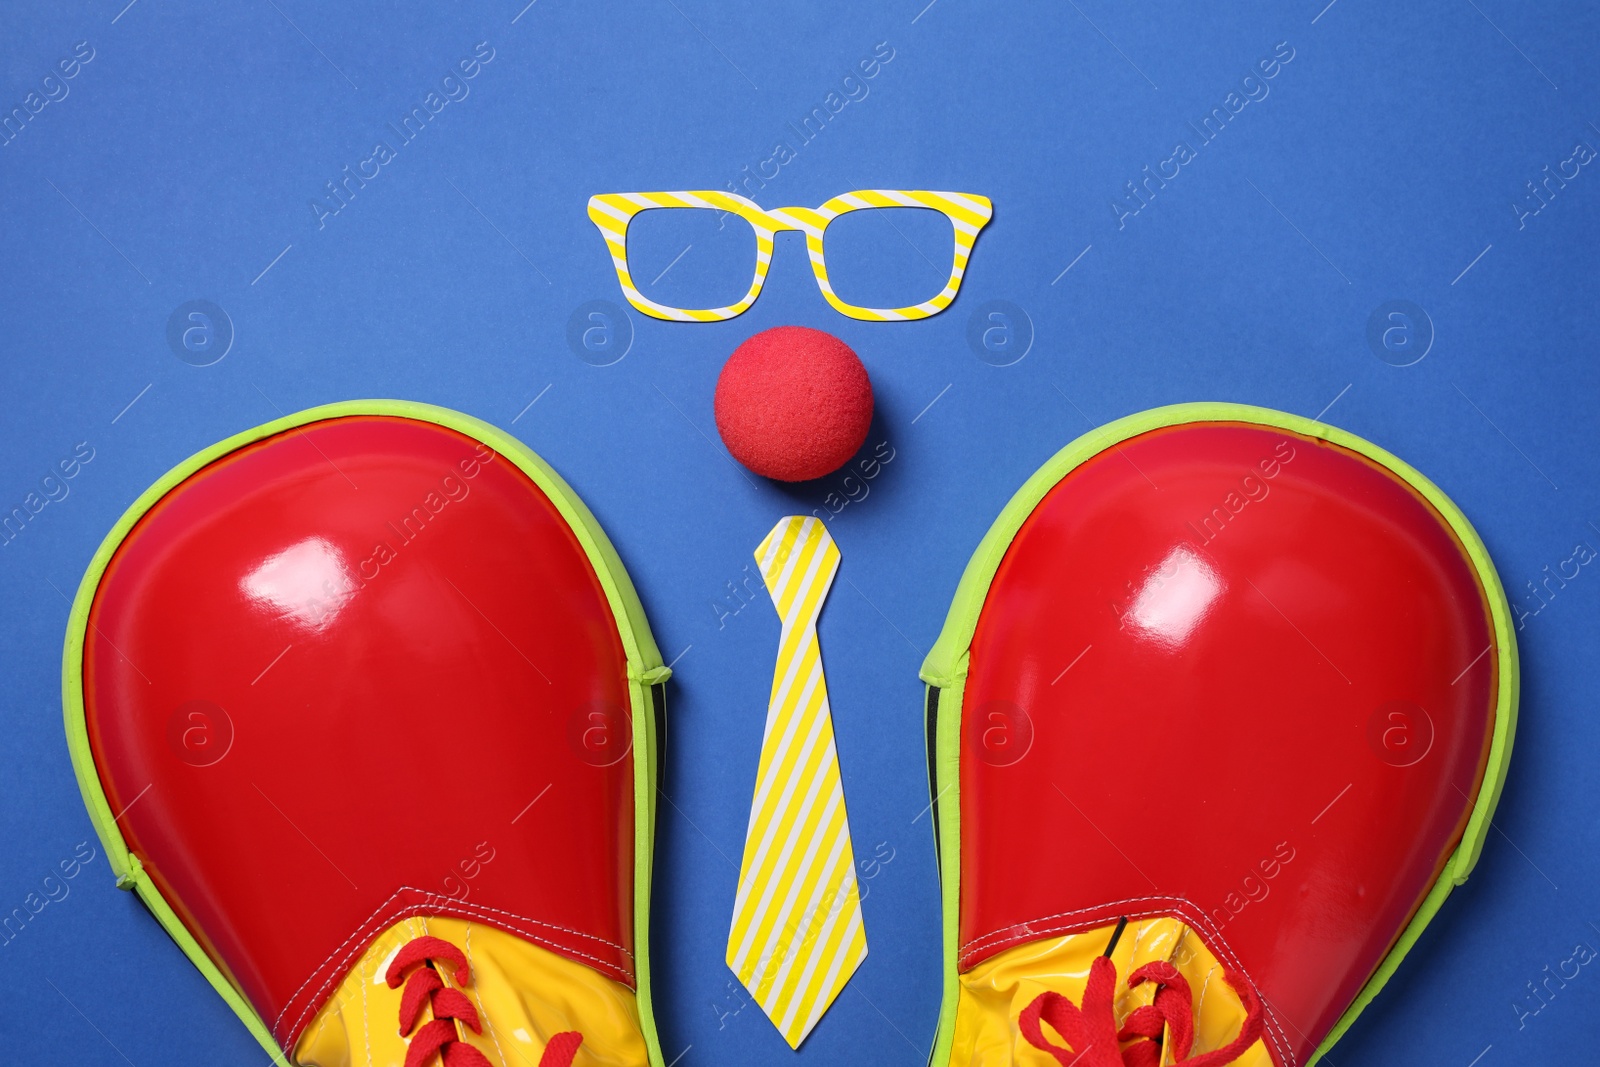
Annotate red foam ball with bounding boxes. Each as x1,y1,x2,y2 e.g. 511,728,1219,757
714,326,874,482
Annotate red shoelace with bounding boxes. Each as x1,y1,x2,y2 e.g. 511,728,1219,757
1018,947,1264,1067
385,935,584,1067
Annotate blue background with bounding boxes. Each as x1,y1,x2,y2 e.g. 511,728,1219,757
2,1,1596,1064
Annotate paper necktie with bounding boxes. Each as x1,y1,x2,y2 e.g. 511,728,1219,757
727,516,867,1048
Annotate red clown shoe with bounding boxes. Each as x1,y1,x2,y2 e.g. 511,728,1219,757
63,402,670,1067
919,403,1516,1067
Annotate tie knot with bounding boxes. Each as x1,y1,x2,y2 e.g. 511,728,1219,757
755,517,838,628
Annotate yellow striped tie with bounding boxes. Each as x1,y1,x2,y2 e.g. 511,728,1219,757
727,516,866,1048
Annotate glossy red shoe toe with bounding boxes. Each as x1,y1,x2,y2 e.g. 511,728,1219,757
63,402,667,1060
921,404,1517,1067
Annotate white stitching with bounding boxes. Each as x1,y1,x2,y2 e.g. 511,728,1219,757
274,886,634,1047
1194,963,1219,1036
465,922,511,1067
958,897,1297,1067
361,927,374,1067
960,895,1179,957
280,901,633,1049
280,898,633,1046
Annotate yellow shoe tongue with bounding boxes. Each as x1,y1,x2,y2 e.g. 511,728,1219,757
947,917,1272,1067
292,916,649,1067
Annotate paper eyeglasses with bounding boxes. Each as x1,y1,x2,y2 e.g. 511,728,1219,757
587,190,992,322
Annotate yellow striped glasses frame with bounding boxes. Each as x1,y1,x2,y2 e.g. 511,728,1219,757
586,190,992,322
